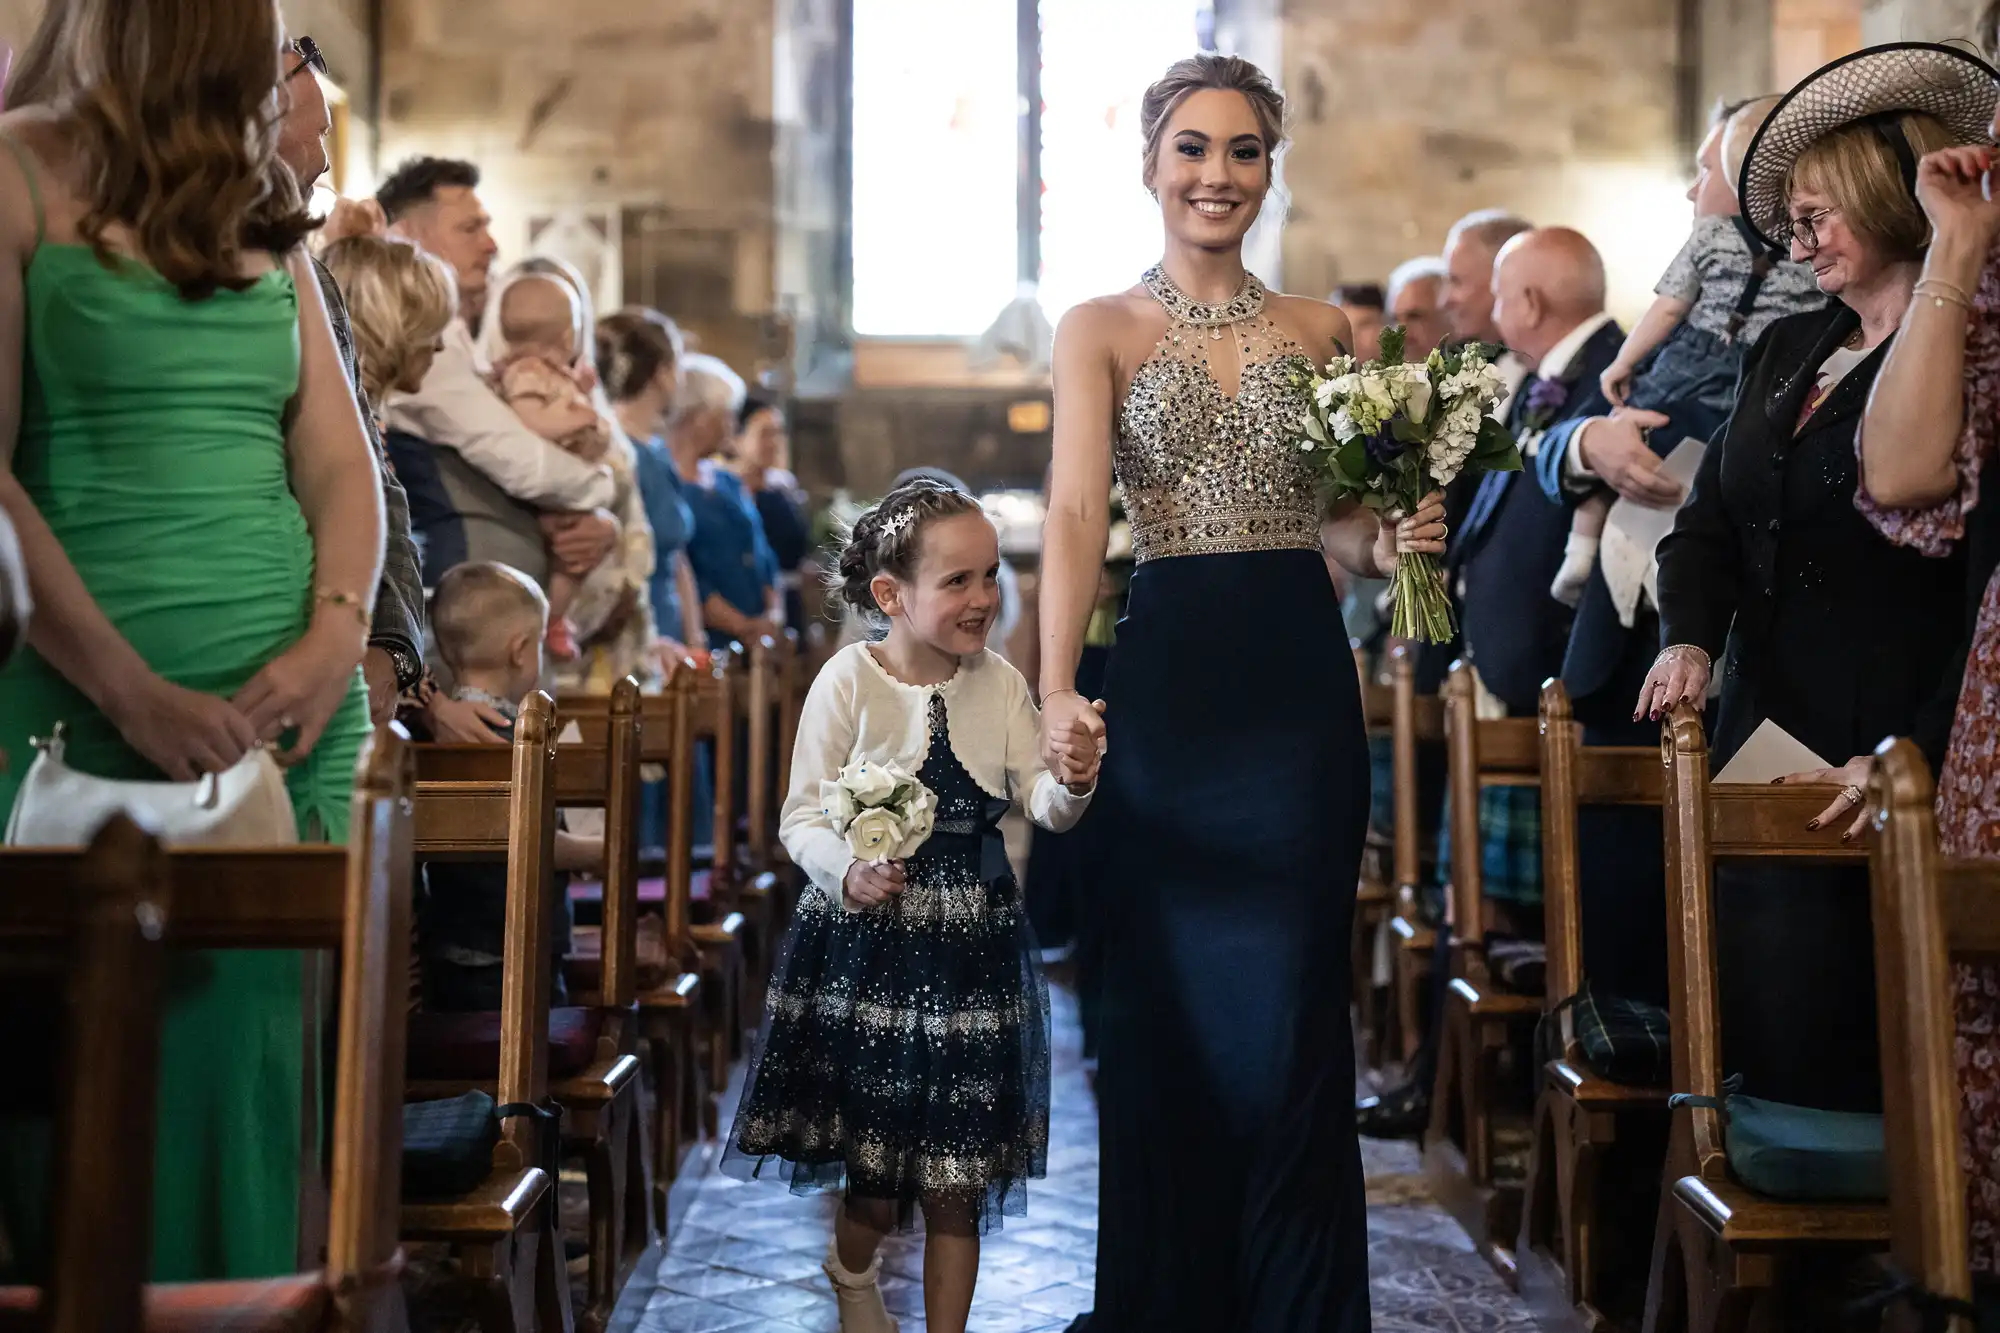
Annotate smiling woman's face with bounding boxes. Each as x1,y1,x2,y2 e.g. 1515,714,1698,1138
1149,88,1270,249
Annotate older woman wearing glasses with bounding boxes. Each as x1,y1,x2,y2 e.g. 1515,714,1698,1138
1640,47,1988,1121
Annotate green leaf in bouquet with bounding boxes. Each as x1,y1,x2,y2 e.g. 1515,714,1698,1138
1335,439,1368,483
1377,325,1406,366
1302,412,1327,444
1390,416,1425,445
1357,491,1392,510
1472,416,1523,472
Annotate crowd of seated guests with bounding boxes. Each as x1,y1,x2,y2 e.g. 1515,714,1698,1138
0,0,793,1283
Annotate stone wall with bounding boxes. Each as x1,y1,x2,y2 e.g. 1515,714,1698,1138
1279,1,1687,326
377,0,801,381
1863,0,1987,42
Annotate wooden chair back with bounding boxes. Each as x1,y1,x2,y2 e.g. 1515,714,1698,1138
1442,660,1539,978
1357,640,1392,731
687,648,741,898
1537,680,1663,1022
743,635,779,871
1870,738,2000,1323
1661,705,1864,1184
1390,642,1446,911
0,732,415,1332
410,694,559,1152
776,629,804,803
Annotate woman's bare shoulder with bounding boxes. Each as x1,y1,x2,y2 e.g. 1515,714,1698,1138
1267,291,1354,358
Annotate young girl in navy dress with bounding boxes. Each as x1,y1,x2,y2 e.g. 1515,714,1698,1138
723,478,1100,1333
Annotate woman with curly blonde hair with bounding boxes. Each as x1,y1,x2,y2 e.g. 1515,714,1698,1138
320,233,458,403
0,0,383,1283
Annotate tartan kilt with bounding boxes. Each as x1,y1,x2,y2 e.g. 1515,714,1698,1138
1437,782,1542,908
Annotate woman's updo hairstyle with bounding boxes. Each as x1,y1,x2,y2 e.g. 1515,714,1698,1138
836,478,985,618
1139,54,1286,191
595,307,685,402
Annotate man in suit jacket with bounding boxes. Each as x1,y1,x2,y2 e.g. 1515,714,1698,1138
1453,228,1624,717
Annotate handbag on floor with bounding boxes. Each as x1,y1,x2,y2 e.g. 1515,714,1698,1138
4,721,297,846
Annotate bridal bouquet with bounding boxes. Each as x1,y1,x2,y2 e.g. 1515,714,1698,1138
1291,326,1522,642
821,756,936,861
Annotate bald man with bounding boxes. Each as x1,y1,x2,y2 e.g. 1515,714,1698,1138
1450,227,1623,716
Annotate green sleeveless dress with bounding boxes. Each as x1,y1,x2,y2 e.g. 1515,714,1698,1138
0,137,370,1281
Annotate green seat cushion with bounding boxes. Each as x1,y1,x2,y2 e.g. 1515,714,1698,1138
1724,1095,1887,1202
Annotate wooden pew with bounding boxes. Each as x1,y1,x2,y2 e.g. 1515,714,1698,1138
1517,679,1669,1330
1423,659,1542,1281
1387,642,1448,1065
1642,706,1888,1333
404,694,573,1333
559,667,711,1231
412,685,655,1333
0,732,415,1333
1869,738,2000,1333
1353,641,1397,1070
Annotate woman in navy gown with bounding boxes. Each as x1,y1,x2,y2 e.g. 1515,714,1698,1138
1039,54,1444,1333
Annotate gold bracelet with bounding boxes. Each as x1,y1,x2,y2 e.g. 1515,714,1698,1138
313,587,372,628
1914,279,1973,312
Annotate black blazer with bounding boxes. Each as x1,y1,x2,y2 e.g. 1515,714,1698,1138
1454,320,1625,715
1656,303,1967,767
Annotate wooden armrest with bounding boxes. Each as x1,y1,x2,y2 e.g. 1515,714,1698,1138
401,1165,551,1241
1549,1060,1670,1104
1671,1175,1889,1247
1446,976,1542,1016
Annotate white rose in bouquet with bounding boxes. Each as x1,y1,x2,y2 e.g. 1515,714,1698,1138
846,807,906,861
1396,364,1433,424
838,757,899,806
819,779,859,829
1361,372,1398,417
892,781,937,858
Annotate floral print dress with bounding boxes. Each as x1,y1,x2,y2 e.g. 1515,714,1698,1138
1857,244,2000,1276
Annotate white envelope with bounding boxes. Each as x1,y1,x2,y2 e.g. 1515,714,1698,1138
1601,437,1708,626
1712,719,1831,786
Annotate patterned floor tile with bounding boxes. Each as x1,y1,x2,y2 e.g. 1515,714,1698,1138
624,981,1535,1331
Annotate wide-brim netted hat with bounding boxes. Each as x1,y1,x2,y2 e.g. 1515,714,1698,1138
1738,42,1999,251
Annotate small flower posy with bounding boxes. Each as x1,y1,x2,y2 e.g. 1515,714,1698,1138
1289,326,1524,642
820,756,936,863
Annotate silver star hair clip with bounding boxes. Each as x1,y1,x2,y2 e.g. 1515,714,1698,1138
879,505,916,545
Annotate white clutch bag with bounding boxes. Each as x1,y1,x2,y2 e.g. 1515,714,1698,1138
4,722,299,847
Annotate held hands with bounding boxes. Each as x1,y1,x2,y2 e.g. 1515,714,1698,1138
1634,644,1711,723
1372,489,1448,575
1040,691,1107,793
232,617,368,765
844,857,906,909
1916,146,2000,249
1582,410,1683,507
1775,754,1877,843
108,675,260,783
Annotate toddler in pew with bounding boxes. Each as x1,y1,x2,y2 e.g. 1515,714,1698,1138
483,271,638,663
721,478,1101,1333
417,561,602,1011
1551,95,1825,606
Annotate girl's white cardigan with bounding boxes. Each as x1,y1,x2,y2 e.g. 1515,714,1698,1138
780,643,1092,909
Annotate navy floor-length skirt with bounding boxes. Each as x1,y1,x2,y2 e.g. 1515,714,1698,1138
1075,548,1370,1332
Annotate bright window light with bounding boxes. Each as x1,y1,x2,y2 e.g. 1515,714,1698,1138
850,0,1020,336
1038,1,1201,323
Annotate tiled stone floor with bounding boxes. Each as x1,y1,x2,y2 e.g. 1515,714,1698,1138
623,984,1537,1332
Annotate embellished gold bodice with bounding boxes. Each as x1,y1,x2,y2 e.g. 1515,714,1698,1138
1114,265,1321,563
